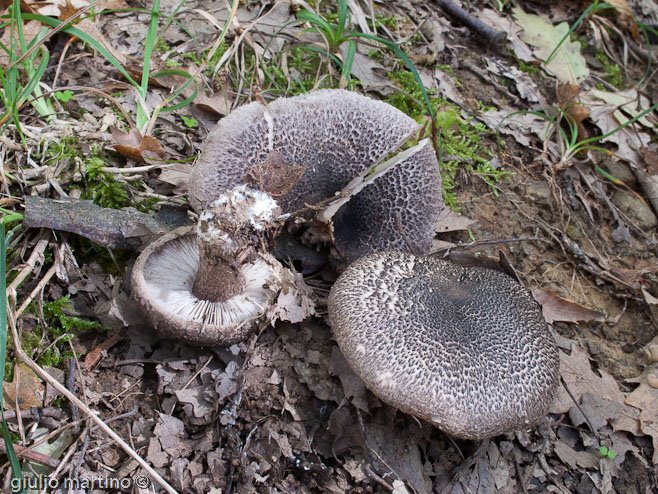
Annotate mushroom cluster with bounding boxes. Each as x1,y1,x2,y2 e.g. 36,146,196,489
133,89,442,345
132,89,559,439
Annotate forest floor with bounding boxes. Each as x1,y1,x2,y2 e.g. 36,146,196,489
1,0,658,493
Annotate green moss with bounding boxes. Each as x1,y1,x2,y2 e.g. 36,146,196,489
375,15,405,30
438,117,509,210
595,52,623,88
517,61,540,75
21,295,110,368
385,70,510,210
155,39,171,54
80,156,131,209
385,70,443,118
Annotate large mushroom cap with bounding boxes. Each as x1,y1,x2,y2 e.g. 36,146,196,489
131,226,281,346
190,89,442,262
328,251,559,440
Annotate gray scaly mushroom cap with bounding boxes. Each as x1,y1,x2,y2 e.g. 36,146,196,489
189,89,442,262
328,251,559,440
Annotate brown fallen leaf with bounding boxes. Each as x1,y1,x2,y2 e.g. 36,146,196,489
606,0,641,42
608,262,658,286
557,83,590,142
0,20,43,65
111,127,166,163
641,145,658,174
158,164,190,195
553,441,600,470
583,88,652,165
245,150,306,198
194,89,233,116
328,346,369,412
434,208,477,233
365,422,432,494
550,342,627,415
532,288,605,324
624,383,658,463
3,364,45,409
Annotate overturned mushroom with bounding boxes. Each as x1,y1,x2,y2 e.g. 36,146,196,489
131,186,307,346
190,89,443,263
328,251,559,440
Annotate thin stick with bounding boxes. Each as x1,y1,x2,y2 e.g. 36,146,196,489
560,376,600,439
432,0,506,49
7,238,49,293
15,264,57,318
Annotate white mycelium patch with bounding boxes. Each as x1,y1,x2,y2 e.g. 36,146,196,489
142,234,277,328
197,185,279,243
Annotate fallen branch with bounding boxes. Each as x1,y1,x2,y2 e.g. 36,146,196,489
432,0,506,49
23,196,190,250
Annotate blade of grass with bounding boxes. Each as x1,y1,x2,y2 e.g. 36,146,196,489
151,69,198,112
20,13,139,87
5,0,106,71
1,218,25,490
341,40,356,89
137,0,161,131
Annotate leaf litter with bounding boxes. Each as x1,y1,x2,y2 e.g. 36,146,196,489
2,0,658,492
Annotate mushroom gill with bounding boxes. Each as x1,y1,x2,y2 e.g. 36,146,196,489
131,186,294,346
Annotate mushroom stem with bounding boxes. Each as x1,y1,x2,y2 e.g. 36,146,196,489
191,185,281,302
192,246,245,302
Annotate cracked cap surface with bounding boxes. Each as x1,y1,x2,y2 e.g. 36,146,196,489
328,251,559,439
190,89,442,262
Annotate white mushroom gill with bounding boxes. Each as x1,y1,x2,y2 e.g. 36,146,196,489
141,234,277,327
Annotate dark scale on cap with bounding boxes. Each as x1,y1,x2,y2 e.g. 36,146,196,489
328,251,559,440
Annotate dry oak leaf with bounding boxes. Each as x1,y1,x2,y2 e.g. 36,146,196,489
111,127,166,163
550,343,626,414
3,363,44,409
624,383,658,463
532,288,605,324
513,7,589,84
194,89,233,116
582,88,653,164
